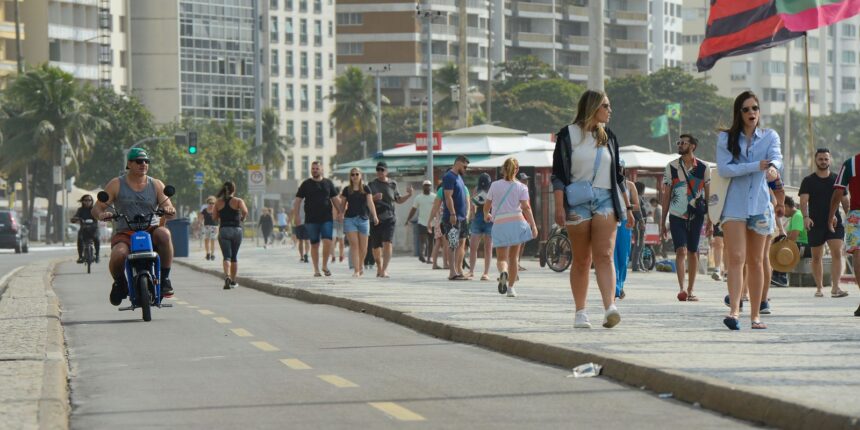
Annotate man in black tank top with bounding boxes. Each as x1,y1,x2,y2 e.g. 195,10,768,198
92,149,177,305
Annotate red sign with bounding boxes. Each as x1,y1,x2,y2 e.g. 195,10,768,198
415,132,442,151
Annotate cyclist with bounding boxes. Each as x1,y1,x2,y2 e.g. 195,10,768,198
71,194,100,264
92,148,177,305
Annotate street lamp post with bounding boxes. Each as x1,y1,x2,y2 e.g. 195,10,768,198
417,5,443,182
368,64,390,154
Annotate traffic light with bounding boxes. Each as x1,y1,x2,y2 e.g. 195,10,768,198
188,131,198,154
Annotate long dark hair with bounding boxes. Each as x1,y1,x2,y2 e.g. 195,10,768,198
217,181,236,198
724,91,760,160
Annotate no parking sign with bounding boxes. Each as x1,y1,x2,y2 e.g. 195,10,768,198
247,164,266,193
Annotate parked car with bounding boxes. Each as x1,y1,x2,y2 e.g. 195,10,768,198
0,210,29,253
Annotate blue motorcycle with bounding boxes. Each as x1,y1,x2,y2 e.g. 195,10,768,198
97,186,175,322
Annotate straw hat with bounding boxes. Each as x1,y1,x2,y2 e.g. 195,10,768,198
769,238,800,273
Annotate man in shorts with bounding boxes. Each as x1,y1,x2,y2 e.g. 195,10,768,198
276,207,289,245
442,156,471,281
800,148,850,298
829,152,860,316
292,201,309,262
368,161,413,278
292,161,339,277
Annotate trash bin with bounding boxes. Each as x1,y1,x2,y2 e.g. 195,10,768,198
166,218,190,257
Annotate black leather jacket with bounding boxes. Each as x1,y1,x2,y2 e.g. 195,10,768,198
551,124,627,221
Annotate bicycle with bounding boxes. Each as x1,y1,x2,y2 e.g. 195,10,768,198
539,224,572,273
81,220,98,274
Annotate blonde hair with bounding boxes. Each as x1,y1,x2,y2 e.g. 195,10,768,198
206,196,215,204
572,89,609,147
502,157,519,181
349,168,366,194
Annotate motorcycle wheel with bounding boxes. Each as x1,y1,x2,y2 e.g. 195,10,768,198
85,244,92,274
546,233,572,273
137,275,152,322
640,246,656,271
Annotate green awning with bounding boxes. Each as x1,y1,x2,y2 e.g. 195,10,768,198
333,154,492,176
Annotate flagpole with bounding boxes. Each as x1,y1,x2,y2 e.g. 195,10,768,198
803,34,815,170
667,119,673,152
679,103,683,135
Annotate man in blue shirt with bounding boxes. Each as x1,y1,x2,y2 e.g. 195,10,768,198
442,155,470,280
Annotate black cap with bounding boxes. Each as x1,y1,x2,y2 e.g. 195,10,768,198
455,155,470,164
518,172,530,181
376,161,388,169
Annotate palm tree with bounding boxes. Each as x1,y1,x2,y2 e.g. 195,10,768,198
433,63,459,124
2,64,108,241
251,107,290,178
329,66,375,144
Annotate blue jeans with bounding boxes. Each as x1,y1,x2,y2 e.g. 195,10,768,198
304,221,333,244
614,222,632,297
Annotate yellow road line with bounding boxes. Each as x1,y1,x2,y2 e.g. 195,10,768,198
317,374,358,388
176,301,189,305
230,328,253,337
212,317,231,324
280,358,312,370
368,402,425,421
198,309,214,315
250,341,279,352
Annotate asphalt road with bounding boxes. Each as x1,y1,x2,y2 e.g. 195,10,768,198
53,262,753,429
0,244,75,281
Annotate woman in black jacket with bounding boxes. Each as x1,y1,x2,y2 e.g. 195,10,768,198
552,89,634,329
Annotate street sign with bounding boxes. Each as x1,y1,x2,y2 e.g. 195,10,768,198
247,164,266,193
53,166,63,185
194,171,204,185
415,132,442,151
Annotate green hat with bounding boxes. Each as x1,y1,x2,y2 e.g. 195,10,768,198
127,148,150,162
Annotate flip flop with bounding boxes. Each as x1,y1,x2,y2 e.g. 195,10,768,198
480,274,490,281
323,269,331,277
686,294,699,302
814,291,824,297
448,274,467,281
751,321,768,329
313,272,322,277
831,290,849,298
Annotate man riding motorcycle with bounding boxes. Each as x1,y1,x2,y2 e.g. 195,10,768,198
91,148,177,305
71,194,100,263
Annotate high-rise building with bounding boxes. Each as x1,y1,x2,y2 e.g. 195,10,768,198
18,0,130,93
265,0,337,180
647,0,682,72
1,1,25,84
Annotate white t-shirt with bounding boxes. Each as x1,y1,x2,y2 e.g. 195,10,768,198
412,193,436,226
568,124,612,189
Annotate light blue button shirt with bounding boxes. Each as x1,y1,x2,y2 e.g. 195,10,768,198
716,128,783,220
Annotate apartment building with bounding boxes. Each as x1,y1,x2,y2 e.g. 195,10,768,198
18,0,130,93
1,1,25,84
647,0,682,72
265,0,337,180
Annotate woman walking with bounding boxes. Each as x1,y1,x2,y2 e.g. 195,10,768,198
340,168,379,277
468,173,494,280
198,196,218,260
614,170,640,300
716,90,782,330
259,207,274,248
486,158,537,297
552,90,635,329
213,181,249,289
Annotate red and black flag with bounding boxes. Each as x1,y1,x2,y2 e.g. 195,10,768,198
697,0,804,72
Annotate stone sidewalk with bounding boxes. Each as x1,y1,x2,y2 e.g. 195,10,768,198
0,260,68,430
178,245,860,429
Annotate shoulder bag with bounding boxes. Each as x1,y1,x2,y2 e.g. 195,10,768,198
564,145,603,208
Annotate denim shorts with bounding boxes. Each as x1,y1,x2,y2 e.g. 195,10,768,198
343,216,370,235
470,216,493,235
721,213,774,236
304,221,333,244
566,188,615,226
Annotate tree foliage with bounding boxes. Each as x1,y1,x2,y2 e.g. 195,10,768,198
492,78,584,133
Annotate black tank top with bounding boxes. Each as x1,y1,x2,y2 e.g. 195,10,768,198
219,196,242,227
201,209,217,226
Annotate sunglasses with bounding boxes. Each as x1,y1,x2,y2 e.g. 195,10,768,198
675,140,689,146
601,103,611,109
741,105,760,113
376,167,385,172
82,199,93,202
133,159,150,165
350,173,360,176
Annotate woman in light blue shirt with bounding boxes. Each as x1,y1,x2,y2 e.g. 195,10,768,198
716,91,782,331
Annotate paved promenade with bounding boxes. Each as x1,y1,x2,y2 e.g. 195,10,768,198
179,244,860,429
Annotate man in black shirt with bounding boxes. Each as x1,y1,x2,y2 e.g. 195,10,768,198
292,161,340,277
368,161,413,278
71,194,100,263
799,148,850,298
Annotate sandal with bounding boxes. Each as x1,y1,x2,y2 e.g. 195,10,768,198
448,274,467,281
480,274,490,281
323,269,331,277
313,272,322,277
831,290,849,298
751,320,768,329
686,294,699,302
814,291,824,297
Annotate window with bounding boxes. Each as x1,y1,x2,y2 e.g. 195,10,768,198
828,49,834,63
762,88,786,102
844,24,857,38
329,118,335,138
271,0,278,8
315,86,323,111
300,52,308,77
286,155,294,177
299,0,307,12
314,0,321,13
315,122,324,147
843,76,856,91
285,0,292,11
270,17,279,43
328,21,333,37
300,19,308,45
336,42,363,55
314,20,322,45
314,53,322,78
287,121,294,140
302,156,309,177
271,83,279,108
285,18,293,44
285,50,294,76
120,50,127,68
328,53,334,70
794,62,820,76
300,85,309,110
336,13,362,25
286,84,294,110
301,122,309,147
49,40,60,61
271,49,279,76
763,61,785,74
843,50,857,64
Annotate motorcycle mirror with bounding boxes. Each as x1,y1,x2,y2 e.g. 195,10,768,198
163,185,176,197
97,191,110,203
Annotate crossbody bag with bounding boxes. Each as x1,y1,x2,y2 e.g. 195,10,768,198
565,145,604,208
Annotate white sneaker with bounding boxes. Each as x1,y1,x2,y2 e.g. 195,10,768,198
603,306,621,328
574,311,592,328
506,287,517,297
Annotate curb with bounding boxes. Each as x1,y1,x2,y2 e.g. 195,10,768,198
40,259,71,430
175,260,860,430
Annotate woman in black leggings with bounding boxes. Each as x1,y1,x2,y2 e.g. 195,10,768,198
213,181,248,289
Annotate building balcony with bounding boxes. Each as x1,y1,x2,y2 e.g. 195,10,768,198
515,32,554,45
557,34,589,46
609,38,646,50
516,2,554,15
430,24,487,39
557,5,588,18
0,21,25,38
610,9,648,23
559,65,589,76
431,54,486,67
50,61,99,80
608,66,643,78
48,24,99,42
0,59,18,74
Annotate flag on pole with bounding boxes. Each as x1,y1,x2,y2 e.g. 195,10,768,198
777,0,860,31
697,0,804,72
650,115,669,138
666,103,682,120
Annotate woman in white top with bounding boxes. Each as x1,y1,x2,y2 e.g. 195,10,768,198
552,90,635,329
485,158,538,297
